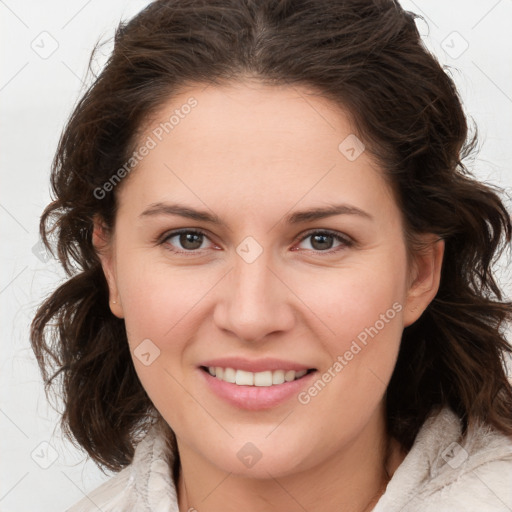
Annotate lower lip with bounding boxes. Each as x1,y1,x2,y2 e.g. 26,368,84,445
199,369,317,410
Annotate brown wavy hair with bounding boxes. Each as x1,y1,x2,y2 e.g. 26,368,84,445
31,0,512,472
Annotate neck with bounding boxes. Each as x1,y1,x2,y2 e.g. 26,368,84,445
174,402,405,512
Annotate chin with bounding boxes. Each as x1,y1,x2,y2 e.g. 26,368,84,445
194,434,317,479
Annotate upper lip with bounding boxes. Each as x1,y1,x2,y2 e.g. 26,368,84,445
199,357,315,373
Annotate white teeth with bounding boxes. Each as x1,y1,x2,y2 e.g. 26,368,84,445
272,370,285,385
235,369,254,386
223,367,236,383
207,367,310,386
284,370,296,382
254,371,272,387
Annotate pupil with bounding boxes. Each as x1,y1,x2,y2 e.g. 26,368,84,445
312,234,333,250
180,233,202,250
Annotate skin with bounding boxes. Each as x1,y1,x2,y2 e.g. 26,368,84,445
93,80,444,512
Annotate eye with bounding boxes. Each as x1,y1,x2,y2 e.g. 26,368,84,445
160,229,214,253
293,230,353,254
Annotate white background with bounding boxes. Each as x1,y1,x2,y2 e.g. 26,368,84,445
1,1,511,510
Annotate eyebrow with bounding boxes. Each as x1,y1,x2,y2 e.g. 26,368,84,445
138,201,373,225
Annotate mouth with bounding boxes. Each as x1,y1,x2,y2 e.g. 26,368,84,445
198,360,318,410
200,366,316,386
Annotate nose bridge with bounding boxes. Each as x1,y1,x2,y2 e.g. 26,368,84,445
214,241,294,342
234,250,274,308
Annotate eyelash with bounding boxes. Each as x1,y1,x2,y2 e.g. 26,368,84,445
158,228,354,256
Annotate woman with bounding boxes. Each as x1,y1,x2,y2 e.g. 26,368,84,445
31,0,512,511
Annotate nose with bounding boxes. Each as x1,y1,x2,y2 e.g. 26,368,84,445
213,250,296,343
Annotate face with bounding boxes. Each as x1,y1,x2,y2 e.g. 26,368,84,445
94,80,443,479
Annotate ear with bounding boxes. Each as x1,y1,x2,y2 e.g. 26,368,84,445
92,215,124,318
403,234,444,327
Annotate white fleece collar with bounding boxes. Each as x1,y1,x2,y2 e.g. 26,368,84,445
68,406,512,512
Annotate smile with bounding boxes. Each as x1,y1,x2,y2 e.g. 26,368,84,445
199,363,318,410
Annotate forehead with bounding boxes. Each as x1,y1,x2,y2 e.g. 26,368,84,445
116,80,397,224
144,80,356,158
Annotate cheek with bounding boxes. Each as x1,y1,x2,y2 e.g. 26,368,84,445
116,252,207,343
114,256,203,425
292,268,406,435
292,258,407,349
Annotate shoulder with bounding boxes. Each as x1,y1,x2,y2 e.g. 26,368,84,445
66,423,179,512
373,407,512,512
